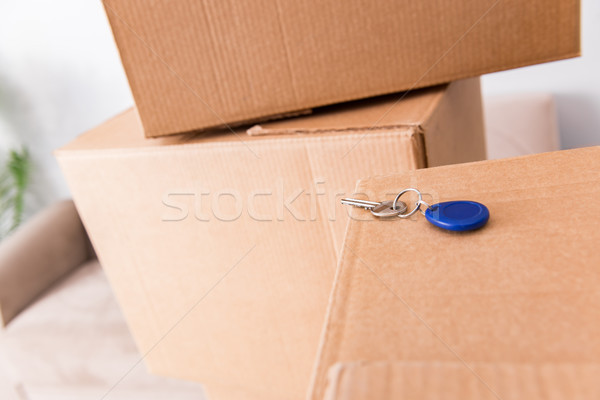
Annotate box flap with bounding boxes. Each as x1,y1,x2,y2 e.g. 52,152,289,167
310,147,600,400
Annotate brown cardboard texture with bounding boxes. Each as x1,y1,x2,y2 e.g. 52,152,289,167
323,361,600,400
56,79,484,399
102,0,580,137
310,146,600,400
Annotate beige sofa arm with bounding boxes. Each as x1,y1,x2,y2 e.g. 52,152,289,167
0,200,93,326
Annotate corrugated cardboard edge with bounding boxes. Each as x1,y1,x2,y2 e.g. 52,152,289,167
54,127,420,158
248,124,418,137
306,178,368,400
323,361,600,400
245,124,428,171
160,108,315,139
245,82,448,139
321,363,347,400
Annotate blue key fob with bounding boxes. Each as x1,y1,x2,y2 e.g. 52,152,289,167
424,201,489,232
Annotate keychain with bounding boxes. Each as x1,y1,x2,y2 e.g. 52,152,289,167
342,188,489,232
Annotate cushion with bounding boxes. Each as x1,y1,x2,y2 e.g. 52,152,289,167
0,200,90,326
484,93,560,159
0,261,206,399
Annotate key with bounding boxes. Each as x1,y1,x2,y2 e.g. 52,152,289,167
342,188,490,231
341,198,407,218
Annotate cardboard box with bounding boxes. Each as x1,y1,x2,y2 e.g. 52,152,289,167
310,146,600,400
56,78,485,399
102,0,580,137
323,361,600,400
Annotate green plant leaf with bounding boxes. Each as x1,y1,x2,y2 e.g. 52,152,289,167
7,148,30,232
0,147,31,238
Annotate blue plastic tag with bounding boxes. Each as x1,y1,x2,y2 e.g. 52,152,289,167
424,201,489,232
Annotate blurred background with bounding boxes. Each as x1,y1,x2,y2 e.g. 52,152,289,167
0,0,598,223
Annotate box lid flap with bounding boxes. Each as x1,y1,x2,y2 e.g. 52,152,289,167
310,147,600,399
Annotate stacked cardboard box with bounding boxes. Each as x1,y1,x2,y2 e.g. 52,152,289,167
58,1,580,399
102,0,579,137
57,79,485,400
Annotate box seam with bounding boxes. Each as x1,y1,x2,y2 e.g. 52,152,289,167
55,128,419,158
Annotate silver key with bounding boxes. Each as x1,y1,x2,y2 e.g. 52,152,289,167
341,198,407,218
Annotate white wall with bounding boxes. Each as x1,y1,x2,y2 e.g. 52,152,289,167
0,0,133,213
0,0,598,214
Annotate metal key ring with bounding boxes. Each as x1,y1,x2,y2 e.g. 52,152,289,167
393,188,423,219
417,200,433,216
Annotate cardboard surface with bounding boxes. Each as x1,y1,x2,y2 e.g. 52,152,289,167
310,146,600,400
324,361,600,400
102,0,579,137
56,79,484,399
